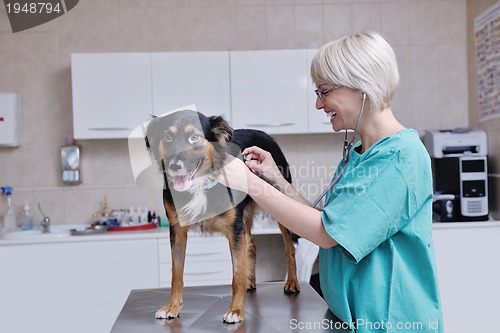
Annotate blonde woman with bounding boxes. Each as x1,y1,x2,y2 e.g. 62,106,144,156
219,32,443,333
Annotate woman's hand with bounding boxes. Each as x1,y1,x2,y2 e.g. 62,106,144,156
243,146,285,188
216,154,252,193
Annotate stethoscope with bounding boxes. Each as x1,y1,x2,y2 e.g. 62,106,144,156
311,92,367,208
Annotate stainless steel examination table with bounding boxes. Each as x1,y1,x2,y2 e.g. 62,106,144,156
111,282,350,333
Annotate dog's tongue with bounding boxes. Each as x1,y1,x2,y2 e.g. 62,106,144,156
173,175,192,192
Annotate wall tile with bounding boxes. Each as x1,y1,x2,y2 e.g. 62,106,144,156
294,5,323,48
33,189,65,226
410,2,439,45
381,2,410,46
323,0,350,4
177,7,210,51
439,44,467,88
410,88,440,135
392,88,412,127
0,5,12,32
235,6,267,49
437,87,469,130
0,32,27,54
266,5,295,49
62,188,96,225
410,44,440,89
438,0,466,44
146,6,179,52
206,6,238,50
352,3,381,33
323,4,352,43
82,2,120,52
117,1,151,52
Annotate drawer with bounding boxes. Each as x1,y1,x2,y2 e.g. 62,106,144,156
158,235,230,264
157,235,233,287
159,261,232,286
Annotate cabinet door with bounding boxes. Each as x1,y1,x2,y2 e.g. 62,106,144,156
306,49,335,133
0,239,159,333
71,53,152,139
152,52,231,121
230,50,309,134
432,226,500,332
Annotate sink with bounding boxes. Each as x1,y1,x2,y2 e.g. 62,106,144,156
2,224,89,239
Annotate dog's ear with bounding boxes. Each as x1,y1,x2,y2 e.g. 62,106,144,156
209,115,233,143
145,117,161,163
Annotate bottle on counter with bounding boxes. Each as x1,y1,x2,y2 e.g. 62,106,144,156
140,207,148,224
129,206,139,225
1,186,17,233
19,201,33,230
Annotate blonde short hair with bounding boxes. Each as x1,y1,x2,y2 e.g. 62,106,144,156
310,31,399,112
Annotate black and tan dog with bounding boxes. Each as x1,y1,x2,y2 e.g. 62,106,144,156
146,110,300,323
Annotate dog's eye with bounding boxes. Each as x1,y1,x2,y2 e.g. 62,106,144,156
188,134,202,144
163,134,173,142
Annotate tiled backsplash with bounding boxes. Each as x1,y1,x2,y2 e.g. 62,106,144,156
0,0,469,225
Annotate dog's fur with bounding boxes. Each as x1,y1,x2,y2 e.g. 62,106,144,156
146,110,300,323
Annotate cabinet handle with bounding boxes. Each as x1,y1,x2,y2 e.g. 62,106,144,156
88,127,133,131
246,123,295,127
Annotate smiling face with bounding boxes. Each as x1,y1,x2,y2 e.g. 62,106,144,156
315,85,365,132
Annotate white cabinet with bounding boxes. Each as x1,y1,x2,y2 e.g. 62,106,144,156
306,49,335,134
230,49,309,134
71,49,334,138
0,233,235,333
151,52,231,121
0,239,159,333
432,224,500,333
71,53,153,139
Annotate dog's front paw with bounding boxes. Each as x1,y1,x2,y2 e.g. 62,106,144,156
284,279,300,294
223,309,244,323
155,303,182,320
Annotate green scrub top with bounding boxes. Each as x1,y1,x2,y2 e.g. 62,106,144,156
320,129,443,333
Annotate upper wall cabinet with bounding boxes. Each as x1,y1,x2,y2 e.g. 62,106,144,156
71,49,330,139
306,49,334,134
71,53,153,139
151,52,231,121
230,50,309,134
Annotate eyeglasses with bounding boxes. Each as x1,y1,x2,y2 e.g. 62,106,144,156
314,85,342,101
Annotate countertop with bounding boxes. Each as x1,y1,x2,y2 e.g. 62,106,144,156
1,220,499,246
111,282,349,333
0,224,282,246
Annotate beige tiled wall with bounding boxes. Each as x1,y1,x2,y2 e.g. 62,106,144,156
467,0,500,219
0,0,468,226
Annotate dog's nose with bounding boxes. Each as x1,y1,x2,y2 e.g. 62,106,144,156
169,161,183,172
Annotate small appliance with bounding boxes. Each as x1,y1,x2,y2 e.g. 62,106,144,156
424,128,489,221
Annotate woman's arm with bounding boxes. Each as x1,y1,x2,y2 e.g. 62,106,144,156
218,155,338,249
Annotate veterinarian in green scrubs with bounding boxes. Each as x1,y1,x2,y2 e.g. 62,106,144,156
218,31,443,333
